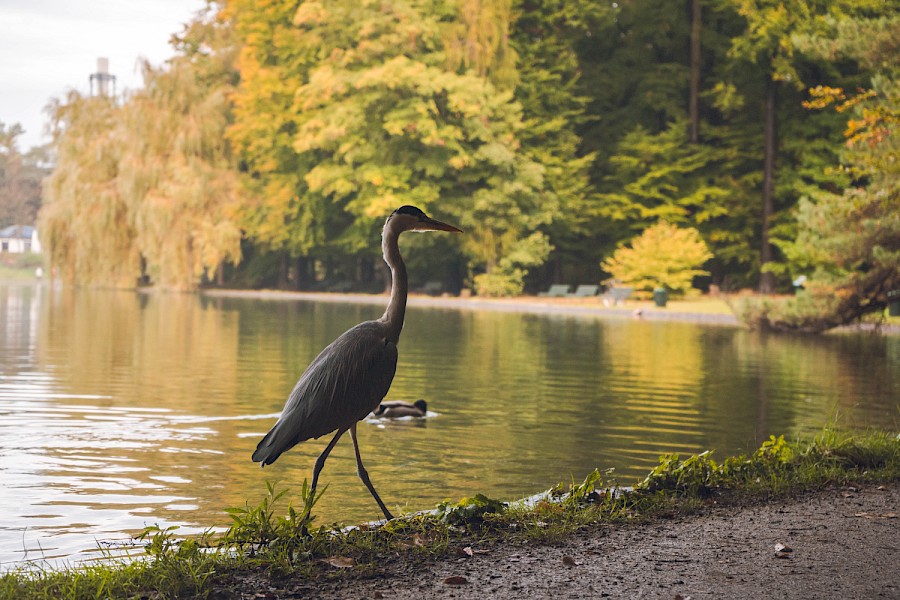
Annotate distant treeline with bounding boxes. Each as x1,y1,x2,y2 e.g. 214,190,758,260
29,1,897,326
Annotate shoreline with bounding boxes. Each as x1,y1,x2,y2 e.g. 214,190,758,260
200,288,900,333
200,288,743,325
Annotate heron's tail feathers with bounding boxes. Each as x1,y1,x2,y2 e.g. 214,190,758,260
252,428,285,466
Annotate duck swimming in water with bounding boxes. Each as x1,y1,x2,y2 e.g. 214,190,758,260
372,399,428,418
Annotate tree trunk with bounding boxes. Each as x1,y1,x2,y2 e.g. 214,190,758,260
689,0,701,143
759,74,777,294
293,256,311,290
277,253,289,289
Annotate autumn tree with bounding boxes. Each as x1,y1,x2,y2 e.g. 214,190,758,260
40,6,243,289
228,0,555,295
602,222,713,295
41,94,140,286
0,122,48,228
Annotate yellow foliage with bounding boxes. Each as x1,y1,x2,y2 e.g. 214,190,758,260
602,222,713,294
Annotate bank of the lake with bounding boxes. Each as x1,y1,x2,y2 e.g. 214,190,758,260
272,482,900,600
4,432,898,600
200,288,741,325
200,287,900,333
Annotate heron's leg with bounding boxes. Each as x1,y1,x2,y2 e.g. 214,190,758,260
349,423,395,521
304,428,346,520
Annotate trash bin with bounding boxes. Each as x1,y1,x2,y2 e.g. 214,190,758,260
888,290,900,317
653,287,668,308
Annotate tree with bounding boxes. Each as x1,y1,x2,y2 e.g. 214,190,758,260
228,0,555,295
506,0,607,287
0,122,48,227
40,6,243,290
721,0,873,292
689,0,703,143
41,94,140,286
740,13,899,332
601,222,713,295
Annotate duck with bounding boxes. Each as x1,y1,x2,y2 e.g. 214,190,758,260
372,399,428,418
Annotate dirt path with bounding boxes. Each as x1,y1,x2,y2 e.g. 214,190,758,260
246,483,899,600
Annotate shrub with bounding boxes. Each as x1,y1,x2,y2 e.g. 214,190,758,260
601,222,713,294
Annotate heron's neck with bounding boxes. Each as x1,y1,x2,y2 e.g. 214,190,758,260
380,227,407,344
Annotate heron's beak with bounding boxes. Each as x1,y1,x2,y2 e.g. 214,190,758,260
420,217,463,233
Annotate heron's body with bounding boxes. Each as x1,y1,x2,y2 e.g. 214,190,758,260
252,322,398,465
252,206,461,521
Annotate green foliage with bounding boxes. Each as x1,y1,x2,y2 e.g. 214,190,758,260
473,271,524,297
435,493,507,529
638,451,721,497
30,0,899,316
738,12,900,331
227,0,553,287
221,479,323,550
598,122,732,226
602,222,713,294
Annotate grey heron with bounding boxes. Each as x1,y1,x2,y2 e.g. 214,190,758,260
251,206,461,521
373,399,428,418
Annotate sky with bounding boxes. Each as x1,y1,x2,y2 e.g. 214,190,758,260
0,0,207,151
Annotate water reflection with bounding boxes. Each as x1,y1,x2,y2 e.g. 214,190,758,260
0,284,896,566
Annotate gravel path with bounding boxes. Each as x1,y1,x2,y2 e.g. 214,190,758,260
238,483,899,600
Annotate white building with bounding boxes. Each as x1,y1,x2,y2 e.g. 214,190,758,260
0,225,41,254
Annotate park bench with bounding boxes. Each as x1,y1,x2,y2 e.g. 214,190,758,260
603,287,633,306
538,284,572,297
417,281,444,296
569,284,600,298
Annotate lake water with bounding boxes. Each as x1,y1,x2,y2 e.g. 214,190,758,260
0,283,897,567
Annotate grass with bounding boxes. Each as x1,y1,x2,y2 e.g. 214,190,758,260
0,252,45,281
2,429,898,599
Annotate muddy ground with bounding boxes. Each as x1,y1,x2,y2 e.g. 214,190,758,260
212,482,898,599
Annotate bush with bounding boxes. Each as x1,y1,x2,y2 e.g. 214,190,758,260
601,222,713,294
473,271,525,297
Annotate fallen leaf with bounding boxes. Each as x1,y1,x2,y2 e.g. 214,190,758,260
444,576,468,585
323,556,355,569
563,555,577,567
463,546,474,557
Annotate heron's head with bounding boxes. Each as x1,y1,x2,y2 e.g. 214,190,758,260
387,205,462,234
413,399,427,413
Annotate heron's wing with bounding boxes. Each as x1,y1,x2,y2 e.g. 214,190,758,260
252,321,398,465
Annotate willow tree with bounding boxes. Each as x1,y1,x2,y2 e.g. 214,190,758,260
119,14,243,290
41,93,140,286
228,0,554,295
39,8,243,290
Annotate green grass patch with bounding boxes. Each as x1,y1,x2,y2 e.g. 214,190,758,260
3,429,898,599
